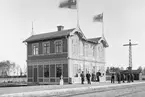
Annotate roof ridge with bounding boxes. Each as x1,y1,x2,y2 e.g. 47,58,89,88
32,28,75,36
87,37,102,39
24,28,75,42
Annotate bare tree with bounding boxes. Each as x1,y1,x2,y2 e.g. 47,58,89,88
23,64,27,76
15,65,20,76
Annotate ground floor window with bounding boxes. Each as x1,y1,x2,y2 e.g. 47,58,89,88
28,63,69,83
56,64,62,78
74,64,78,77
38,65,43,77
28,66,32,77
44,65,49,77
50,65,55,77
63,64,68,77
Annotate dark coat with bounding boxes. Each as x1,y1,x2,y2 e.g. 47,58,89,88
86,73,91,80
96,72,101,76
80,73,85,80
111,74,115,79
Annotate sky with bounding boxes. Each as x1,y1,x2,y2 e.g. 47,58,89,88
0,0,145,70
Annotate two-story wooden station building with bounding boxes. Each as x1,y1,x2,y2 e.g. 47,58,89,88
24,26,109,84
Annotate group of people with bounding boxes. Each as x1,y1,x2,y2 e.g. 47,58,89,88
111,72,134,84
80,71,102,84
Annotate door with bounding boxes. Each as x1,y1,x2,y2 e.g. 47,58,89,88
34,67,37,82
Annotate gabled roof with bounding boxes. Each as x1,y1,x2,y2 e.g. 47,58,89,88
88,37,109,48
70,26,86,40
100,34,109,47
87,37,102,43
24,27,109,48
100,39,109,48
23,28,75,42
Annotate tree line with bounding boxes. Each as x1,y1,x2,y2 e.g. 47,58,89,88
0,60,26,77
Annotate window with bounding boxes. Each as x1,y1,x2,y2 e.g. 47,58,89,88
90,45,94,56
72,38,79,55
84,44,88,56
43,42,50,54
56,64,62,77
54,40,63,53
80,42,83,55
28,66,33,77
50,65,55,77
63,64,68,77
98,45,103,58
74,64,78,77
44,65,49,77
32,43,39,55
38,65,43,77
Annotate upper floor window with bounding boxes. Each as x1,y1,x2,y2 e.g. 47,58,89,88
43,42,50,54
84,43,88,56
32,43,39,55
54,40,63,53
93,46,95,57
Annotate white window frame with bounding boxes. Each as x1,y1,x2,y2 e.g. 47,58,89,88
54,40,63,53
43,41,50,54
93,46,95,57
74,64,78,77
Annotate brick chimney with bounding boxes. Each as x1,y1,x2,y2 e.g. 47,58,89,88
57,25,64,31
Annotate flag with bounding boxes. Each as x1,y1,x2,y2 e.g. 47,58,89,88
93,13,103,22
59,0,77,9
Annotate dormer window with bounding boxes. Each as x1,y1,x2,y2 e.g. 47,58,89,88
32,43,39,55
43,42,50,54
54,40,63,53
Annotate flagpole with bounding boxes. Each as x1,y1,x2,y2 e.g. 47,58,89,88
31,21,34,36
102,20,104,37
76,0,80,28
102,13,104,37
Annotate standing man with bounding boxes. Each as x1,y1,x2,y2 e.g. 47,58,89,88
91,72,95,82
127,73,131,83
111,73,115,83
117,72,121,84
131,73,134,82
122,74,125,83
86,71,91,84
80,71,85,84
96,70,101,82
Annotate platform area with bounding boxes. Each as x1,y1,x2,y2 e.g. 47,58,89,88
1,81,145,97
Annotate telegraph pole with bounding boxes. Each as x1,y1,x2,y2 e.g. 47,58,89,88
123,39,138,70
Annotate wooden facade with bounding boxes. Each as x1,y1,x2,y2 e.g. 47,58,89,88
24,27,108,84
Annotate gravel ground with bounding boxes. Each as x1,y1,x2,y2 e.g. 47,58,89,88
68,82,145,97
0,81,145,97
0,81,111,95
